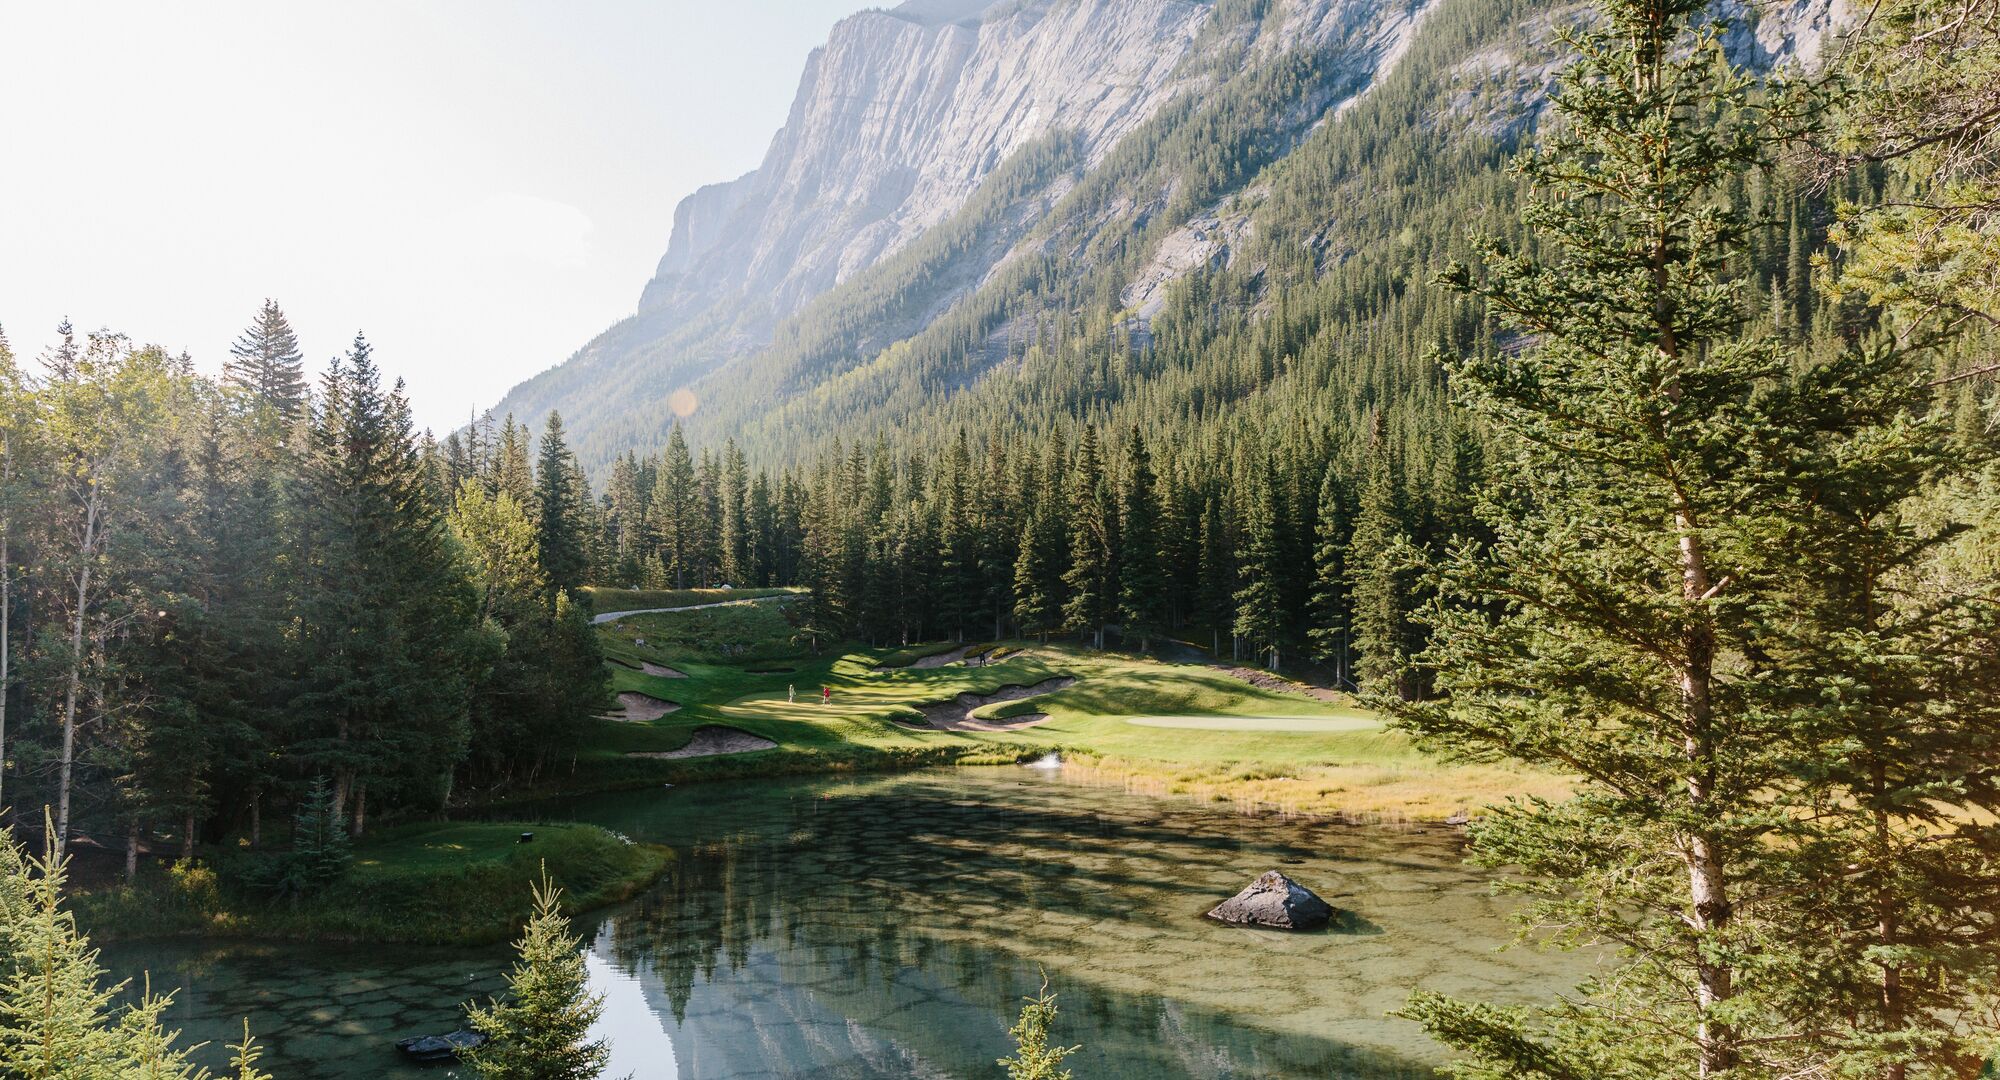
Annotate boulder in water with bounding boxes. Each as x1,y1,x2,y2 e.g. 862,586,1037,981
395,1030,486,1062
1206,871,1333,930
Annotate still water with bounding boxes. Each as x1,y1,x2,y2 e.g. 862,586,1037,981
104,768,1587,1079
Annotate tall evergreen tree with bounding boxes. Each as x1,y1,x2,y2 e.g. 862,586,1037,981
532,412,589,596
1401,2,2000,1075
1060,426,1115,648
1116,430,1167,652
461,872,610,1080
1347,450,1419,699
224,299,308,419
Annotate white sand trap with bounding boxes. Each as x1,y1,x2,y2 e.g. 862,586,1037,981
601,692,679,723
1124,715,1381,733
638,662,687,678
907,677,1077,731
627,726,776,759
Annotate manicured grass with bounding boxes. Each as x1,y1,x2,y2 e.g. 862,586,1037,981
599,599,805,666
78,821,670,946
562,612,1570,820
582,585,797,613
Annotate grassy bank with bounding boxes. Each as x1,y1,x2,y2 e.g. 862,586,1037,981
77,821,670,946
565,614,1569,819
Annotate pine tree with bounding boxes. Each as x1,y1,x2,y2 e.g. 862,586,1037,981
937,430,980,640
651,427,697,587
1060,426,1114,648
1401,1,2000,1074
1347,451,1418,700
720,438,750,586
996,977,1079,1080
1116,430,1167,653
494,415,535,508
1232,463,1288,671
0,816,266,1077
284,775,351,895
461,871,610,1080
224,299,308,419
533,412,589,595
1306,465,1355,686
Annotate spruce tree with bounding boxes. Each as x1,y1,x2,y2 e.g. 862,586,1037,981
996,978,1078,1080
0,817,267,1078
1116,430,1167,653
1060,426,1114,648
1347,451,1418,700
1232,464,1289,671
1306,465,1354,686
224,299,307,419
1400,1,2000,1074
533,412,589,595
462,871,610,1080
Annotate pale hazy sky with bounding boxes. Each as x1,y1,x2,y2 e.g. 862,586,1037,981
0,1,865,430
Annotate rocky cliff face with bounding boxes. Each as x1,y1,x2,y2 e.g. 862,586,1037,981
493,0,1852,469
635,0,1216,336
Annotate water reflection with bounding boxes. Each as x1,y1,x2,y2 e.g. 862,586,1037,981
107,769,1586,1079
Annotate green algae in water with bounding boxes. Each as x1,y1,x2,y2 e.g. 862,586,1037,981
105,768,1589,1079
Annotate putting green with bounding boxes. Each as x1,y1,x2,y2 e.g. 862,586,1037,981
1123,714,1382,733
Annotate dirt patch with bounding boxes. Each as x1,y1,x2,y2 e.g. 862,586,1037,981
905,676,1077,732
600,691,679,723
1215,667,1347,704
637,662,687,678
626,725,776,759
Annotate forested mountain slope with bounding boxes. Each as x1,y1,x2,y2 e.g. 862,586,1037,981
489,0,1844,471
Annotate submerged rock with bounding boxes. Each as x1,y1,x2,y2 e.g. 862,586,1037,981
395,1030,485,1062
1206,871,1333,931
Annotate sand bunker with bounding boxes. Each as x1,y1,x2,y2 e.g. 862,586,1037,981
637,662,687,678
906,676,1077,732
1214,666,1347,703
600,692,679,723
1124,715,1380,733
626,725,777,759
872,643,999,673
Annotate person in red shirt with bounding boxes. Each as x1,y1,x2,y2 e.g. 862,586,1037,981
821,686,831,705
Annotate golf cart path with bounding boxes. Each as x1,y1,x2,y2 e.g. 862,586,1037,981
591,594,789,625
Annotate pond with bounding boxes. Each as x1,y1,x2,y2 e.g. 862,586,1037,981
103,768,1588,1079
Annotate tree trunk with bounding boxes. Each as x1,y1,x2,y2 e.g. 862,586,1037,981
125,823,139,882
249,794,262,849
1676,518,1735,1077
351,783,367,838
56,557,92,862
183,810,196,860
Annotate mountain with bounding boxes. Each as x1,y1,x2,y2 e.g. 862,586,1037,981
489,0,1847,471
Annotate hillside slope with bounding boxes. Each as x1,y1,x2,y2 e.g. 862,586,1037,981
490,0,1846,470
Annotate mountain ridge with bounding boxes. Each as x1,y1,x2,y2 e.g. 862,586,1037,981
489,0,1848,472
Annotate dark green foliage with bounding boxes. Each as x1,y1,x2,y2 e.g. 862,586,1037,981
461,871,611,1080
263,776,352,899
997,978,1079,1080
223,298,307,420
533,412,591,596
1392,0,2000,1075
1116,431,1167,652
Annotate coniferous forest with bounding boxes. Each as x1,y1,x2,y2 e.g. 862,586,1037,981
0,0,1996,1075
